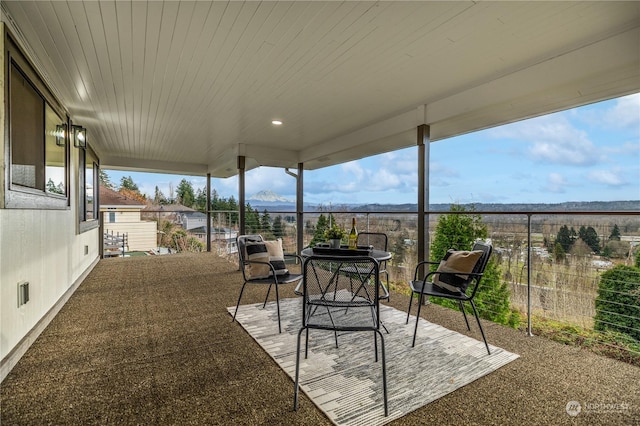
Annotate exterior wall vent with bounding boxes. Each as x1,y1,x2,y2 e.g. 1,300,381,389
18,281,29,307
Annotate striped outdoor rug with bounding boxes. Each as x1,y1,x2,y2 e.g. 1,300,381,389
229,298,519,426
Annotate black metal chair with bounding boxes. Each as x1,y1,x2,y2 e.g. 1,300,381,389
233,234,302,333
294,255,388,416
356,232,390,300
406,242,493,354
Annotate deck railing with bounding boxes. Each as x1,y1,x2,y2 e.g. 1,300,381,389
164,208,640,363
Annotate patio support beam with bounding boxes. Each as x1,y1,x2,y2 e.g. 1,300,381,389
206,173,211,252
296,163,304,255
417,125,430,266
238,156,246,235
285,164,305,255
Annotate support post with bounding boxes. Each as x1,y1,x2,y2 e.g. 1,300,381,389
417,124,430,267
285,164,304,255
206,173,211,252
238,156,246,235
527,213,534,336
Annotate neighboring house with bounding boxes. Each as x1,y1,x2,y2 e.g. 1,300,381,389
142,203,195,224
100,187,157,252
189,226,238,255
177,211,207,231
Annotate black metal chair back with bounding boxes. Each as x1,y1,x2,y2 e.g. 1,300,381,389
406,241,493,354
294,255,388,416
357,232,390,300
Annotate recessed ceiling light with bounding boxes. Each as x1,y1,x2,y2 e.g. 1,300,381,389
272,120,283,125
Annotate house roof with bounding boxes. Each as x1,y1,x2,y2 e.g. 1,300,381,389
99,186,147,208
3,1,638,177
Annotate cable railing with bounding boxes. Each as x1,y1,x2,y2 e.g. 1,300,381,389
150,207,640,364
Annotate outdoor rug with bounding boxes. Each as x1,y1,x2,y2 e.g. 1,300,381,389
228,298,519,426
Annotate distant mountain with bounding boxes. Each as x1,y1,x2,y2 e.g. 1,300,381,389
247,190,293,203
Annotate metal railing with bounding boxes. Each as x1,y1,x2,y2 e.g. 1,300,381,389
143,207,639,363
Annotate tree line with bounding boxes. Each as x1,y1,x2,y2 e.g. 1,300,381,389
551,223,626,260
100,172,295,241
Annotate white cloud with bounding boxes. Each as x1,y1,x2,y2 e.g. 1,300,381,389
601,93,640,129
586,168,626,187
490,114,600,166
341,161,365,181
544,172,569,193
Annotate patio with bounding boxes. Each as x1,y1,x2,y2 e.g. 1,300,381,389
1,253,637,425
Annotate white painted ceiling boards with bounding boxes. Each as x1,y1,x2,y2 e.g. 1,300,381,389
2,1,639,177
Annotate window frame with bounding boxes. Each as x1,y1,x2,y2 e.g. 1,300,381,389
78,144,99,233
3,29,69,210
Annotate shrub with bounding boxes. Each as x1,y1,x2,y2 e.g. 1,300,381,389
594,265,640,341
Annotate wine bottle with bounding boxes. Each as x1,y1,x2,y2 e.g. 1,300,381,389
348,217,358,249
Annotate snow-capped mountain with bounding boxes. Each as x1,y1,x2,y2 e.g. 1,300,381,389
247,190,293,203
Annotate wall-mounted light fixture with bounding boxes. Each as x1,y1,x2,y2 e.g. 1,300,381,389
71,124,87,148
55,123,67,146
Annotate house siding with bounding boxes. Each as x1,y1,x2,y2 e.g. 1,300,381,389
103,221,157,251
0,25,99,380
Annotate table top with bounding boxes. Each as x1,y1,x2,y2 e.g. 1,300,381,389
301,247,392,262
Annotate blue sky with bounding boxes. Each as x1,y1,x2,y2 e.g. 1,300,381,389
106,93,640,206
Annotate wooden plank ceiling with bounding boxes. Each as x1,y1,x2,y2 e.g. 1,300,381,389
2,1,639,177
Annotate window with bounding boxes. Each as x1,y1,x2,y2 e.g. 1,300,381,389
108,212,116,223
79,145,99,232
4,30,69,209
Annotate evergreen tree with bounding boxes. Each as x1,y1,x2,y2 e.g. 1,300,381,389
228,196,238,225
273,216,284,238
245,204,261,233
555,225,576,252
578,225,600,253
118,175,146,203
153,186,168,205
310,214,329,247
176,179,195,207
553,242,566,261
99,170,115,189
429,204,519,327
430,204,487,264
194,187,208,212
120,175,139,191
46,178,64,195
260,209,271,233
594,265,640,341
609,224,621,241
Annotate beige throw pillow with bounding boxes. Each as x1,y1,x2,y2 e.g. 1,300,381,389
264,239,289,276
245,242,271,279
433,249,483,293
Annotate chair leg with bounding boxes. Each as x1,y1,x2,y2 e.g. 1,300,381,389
232,283,247,322
293,327,306,411
263,284,273,308
406,291,414,324
305,327,310,358
383,271,390,301
459,300,471,330
275,283,281,334
373,330,378,363
412,292,425,347
375,328,389,417
470,300,491,355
